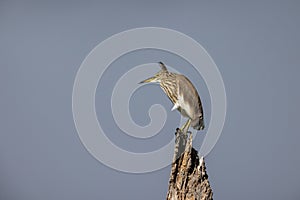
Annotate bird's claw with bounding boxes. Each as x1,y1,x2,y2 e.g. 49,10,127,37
178,127,189,135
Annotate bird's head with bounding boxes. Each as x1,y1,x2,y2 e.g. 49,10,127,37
139,62,168,84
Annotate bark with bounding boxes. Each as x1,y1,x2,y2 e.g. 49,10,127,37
166,129,213,200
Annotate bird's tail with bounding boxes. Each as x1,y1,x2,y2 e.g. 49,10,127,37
192,117,205,131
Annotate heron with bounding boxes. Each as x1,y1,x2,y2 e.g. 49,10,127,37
139,62,204,133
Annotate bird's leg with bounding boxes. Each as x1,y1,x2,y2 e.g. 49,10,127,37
180,119,191,134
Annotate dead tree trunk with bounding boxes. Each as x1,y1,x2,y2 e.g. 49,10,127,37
166,129,213,200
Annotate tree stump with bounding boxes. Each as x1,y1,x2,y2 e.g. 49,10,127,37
166,129,213,200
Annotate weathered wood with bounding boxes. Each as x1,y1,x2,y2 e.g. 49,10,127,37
166,129,213,200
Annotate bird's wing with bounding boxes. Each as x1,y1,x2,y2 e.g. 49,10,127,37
177,74,203,115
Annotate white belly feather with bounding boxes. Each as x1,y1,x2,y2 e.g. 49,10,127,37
171,94,193,119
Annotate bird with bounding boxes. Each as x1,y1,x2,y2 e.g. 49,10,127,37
139,62,204,133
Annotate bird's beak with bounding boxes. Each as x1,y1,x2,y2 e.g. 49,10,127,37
139,76,157,84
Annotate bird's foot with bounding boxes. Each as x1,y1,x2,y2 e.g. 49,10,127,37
178,127,189,135
179,119,191,135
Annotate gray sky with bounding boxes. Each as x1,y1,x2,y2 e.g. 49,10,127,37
0,0,300,199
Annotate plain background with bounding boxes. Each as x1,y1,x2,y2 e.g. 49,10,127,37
1,0,300,199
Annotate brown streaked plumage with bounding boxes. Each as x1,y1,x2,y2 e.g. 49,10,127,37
139,62,204,133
